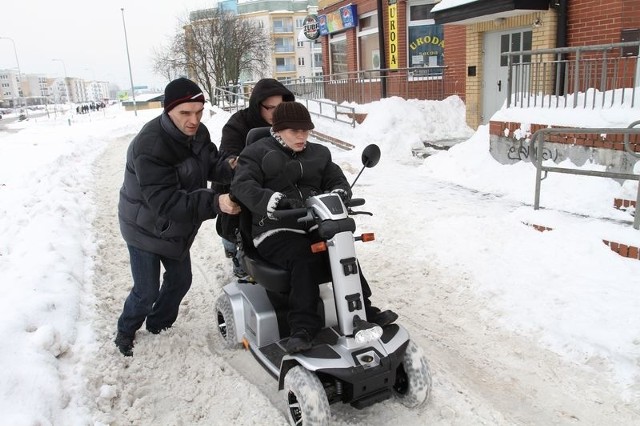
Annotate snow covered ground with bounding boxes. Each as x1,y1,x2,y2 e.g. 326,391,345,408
0,97,638,424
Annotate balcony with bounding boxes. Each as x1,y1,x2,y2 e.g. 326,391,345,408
272,26,293,34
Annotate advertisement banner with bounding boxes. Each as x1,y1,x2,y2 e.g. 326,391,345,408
318,5,357,36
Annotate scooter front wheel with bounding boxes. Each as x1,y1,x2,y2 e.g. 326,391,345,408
284,366,330,426
393,340,432,407
215,294,240,349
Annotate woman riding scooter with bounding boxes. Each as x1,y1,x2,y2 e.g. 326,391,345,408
230,101,397,353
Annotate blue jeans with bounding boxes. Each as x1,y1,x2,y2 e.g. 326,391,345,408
117,245,192,336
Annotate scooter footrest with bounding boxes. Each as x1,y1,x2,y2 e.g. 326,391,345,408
350,388,391,409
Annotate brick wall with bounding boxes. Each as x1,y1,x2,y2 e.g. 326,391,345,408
489,121,640,153
568,0,625,46
443,25,466,100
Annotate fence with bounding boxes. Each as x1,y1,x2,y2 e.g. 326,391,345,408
212,85,357,127
281,66,452,105
532,120,640,230
505,41,640,109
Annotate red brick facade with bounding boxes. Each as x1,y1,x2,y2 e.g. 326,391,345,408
567,0,638,46
318,0,464,102
489,121,640,153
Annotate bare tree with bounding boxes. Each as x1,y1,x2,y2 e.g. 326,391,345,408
151,35,188,83
153,9,270,102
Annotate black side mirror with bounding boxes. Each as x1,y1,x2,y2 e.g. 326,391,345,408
350,144,382,189
361,144,381,168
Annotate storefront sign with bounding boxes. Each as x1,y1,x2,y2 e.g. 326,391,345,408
303,14,320,40
318,5,357,36
388,1,398,69
408,24,444,75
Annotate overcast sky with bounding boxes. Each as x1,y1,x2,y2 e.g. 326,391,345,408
0,0,215,91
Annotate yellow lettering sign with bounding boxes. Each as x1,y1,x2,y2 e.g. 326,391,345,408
388,4,398,70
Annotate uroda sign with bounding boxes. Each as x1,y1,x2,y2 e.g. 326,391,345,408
388,0,398,69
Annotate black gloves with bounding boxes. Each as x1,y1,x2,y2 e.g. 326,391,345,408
276,197,304,210
267,192,304,220
331,188,349,202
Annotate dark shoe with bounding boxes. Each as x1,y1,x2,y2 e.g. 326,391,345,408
146,325,171,335
285,330,313,354
115,332,134,357
367,307,398,328
232,257,248,278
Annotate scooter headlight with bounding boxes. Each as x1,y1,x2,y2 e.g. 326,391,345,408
354,325,383,344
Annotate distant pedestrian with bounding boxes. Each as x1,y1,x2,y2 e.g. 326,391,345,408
115,77,241,356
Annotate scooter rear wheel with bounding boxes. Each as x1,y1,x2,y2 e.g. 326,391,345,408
284,366,330,426
393,340,432,407
215,294,240,349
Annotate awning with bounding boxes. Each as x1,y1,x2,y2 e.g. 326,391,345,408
432,0,551,25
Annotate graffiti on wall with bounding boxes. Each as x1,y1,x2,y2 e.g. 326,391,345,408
507,144,558,162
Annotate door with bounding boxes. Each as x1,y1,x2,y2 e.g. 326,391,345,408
482,29,532,123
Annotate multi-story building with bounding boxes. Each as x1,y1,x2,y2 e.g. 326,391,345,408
236,0,323,81
0,70,112,108
23,74,52,105
0,69,23,108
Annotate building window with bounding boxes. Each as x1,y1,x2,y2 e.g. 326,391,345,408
298,57,305,66
407,0,443,76
296,18,304,28
358,12,379,72
273,18,293,33
297,41,304,48
329,35,347,74
500,31,532,67
276,57,295,72
275,37,294,53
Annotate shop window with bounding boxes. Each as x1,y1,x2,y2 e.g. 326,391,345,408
330,37,347,74
358,12,379,72
407,0,443,76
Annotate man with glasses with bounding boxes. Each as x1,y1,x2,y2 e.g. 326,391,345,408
214,79,295,278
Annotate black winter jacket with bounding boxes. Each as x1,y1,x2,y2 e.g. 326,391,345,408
215,78,294,241
231,136,351,246
118,113,233,260
220,78,295,155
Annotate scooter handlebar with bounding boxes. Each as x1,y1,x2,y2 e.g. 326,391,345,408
270,207,309,220
345,198,365,207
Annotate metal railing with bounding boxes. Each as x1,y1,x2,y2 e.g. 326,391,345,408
211,85,357,127
532,120,640,229
505,41,640,109
281,66,451,105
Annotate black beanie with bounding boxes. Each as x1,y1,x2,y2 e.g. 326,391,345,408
271,102,315,132
163,77,205,112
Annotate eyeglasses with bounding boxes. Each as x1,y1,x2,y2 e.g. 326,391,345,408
260,103,277,111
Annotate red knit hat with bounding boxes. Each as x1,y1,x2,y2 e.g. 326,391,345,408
163,77,205,112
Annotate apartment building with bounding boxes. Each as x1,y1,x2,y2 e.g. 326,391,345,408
237,0,323,81
0,69,23,108
0,70,111,108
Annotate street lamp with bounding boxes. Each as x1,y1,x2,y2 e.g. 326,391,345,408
52,58,70,107
0,36,24,110
121,7,137,116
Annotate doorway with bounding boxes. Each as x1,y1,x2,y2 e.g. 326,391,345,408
482,29,532,123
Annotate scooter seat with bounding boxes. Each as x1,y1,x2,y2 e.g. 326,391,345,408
242,252,291,293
